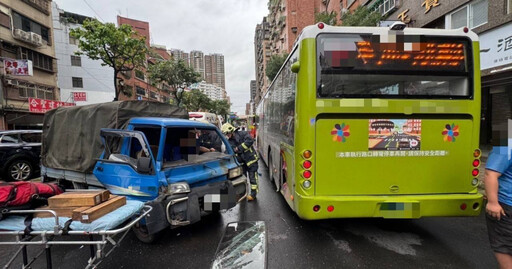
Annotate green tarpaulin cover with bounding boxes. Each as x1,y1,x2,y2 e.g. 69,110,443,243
42,101,188,173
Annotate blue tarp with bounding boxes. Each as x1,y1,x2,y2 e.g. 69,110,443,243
0,200,144,232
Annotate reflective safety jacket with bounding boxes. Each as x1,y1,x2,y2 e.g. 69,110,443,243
228,130,258,166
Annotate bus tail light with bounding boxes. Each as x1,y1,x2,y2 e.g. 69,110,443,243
460,203,467,210
473,149,481,158
472,169,479,177
313,205,320,212
303,170,312,179
303,150,312,159
303,180,311,188
327,205,334,212
318,23,325,29
472,178,479,186
303,160,312,169
472,159,480,167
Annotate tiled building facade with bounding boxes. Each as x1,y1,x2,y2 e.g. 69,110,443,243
0,0,59,129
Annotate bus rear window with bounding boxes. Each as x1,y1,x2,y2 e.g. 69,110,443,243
317,33,473,99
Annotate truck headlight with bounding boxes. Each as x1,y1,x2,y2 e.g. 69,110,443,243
229,167,243,179
168,182,190,194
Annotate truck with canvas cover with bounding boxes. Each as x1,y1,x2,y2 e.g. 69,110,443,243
41,101,248,242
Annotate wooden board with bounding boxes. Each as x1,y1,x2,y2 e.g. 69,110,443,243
80,196,126,223
55,190,110,202
48,190,110,208
72,207,91,221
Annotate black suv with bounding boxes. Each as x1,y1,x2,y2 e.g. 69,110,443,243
0,130,42,181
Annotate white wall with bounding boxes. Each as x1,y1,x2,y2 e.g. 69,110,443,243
52,3,115,105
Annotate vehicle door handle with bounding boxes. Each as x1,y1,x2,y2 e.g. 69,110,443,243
23,147,32,150
97,166,103,172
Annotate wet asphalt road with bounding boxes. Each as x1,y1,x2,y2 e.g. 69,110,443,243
1,159,498,269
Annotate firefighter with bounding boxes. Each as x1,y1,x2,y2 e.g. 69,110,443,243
221,123,259,201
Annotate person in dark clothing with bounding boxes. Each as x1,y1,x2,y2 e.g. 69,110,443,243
221,123,259,201
198,130,223,153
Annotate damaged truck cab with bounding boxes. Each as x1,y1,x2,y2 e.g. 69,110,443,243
93,118,248,241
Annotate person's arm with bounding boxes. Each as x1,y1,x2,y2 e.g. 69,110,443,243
238,131,254,151
484,169,506,220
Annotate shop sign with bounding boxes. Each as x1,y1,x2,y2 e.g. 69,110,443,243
29,98,75,114
3,59,33,76
480,23,512,70
73,92,87,101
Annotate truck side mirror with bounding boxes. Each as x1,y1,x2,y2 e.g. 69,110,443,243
136,157,152,174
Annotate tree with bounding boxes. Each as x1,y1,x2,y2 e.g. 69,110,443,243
315,10,338,26
70,19,148,101
182,89,212,111
148,59,200,106
340,6,382,26
210,99,231,117
265,53,289,82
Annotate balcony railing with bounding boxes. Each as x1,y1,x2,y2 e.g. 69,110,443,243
22,0,51,15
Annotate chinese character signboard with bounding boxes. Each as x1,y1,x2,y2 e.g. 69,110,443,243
3,59,33,76
480,23,512,70
73,92,87,101
29,98,75,114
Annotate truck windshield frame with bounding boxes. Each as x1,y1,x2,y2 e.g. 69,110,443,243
316,33,474,99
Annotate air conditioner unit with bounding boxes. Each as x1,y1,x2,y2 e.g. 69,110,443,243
30,32,43,46
14,29,31,42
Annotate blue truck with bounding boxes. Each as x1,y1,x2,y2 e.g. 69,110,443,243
41,101,248,242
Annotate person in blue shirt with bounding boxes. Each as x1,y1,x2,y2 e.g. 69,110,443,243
485,144,512,268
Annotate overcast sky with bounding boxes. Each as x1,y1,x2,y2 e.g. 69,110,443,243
54,0,268,114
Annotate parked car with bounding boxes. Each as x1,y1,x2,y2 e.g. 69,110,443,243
0,130,42,181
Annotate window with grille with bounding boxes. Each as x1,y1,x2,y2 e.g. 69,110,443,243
19,47,53,72
136,86,146,96
71,55,81,66
135,70,145,80
69,33,78,45
150,91,157,99
72,77,83,88
12,12,50,43
448,0,488,29
0,12,10,29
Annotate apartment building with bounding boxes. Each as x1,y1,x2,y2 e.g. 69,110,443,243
52,3,115,106
0,0,60,129
116,16,170,103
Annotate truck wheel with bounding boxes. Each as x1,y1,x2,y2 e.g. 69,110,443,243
132,222,159,244
6,159,33,181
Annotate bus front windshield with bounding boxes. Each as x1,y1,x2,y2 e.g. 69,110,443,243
317,33,473,99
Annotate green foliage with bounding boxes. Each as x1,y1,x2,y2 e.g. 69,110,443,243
182,90,231,117
265,53,288,82
210,99,231,117
340,6,382,26
315,10,338,26
148,59,201,106
70,19,148,101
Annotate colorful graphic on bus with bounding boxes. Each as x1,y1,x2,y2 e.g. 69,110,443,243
368,119,421,151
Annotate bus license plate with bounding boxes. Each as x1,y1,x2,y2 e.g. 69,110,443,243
379,202,420,218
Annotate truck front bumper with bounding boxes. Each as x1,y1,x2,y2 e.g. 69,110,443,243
165,176,248,227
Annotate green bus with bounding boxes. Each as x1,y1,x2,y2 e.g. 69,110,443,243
256,23,483,219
